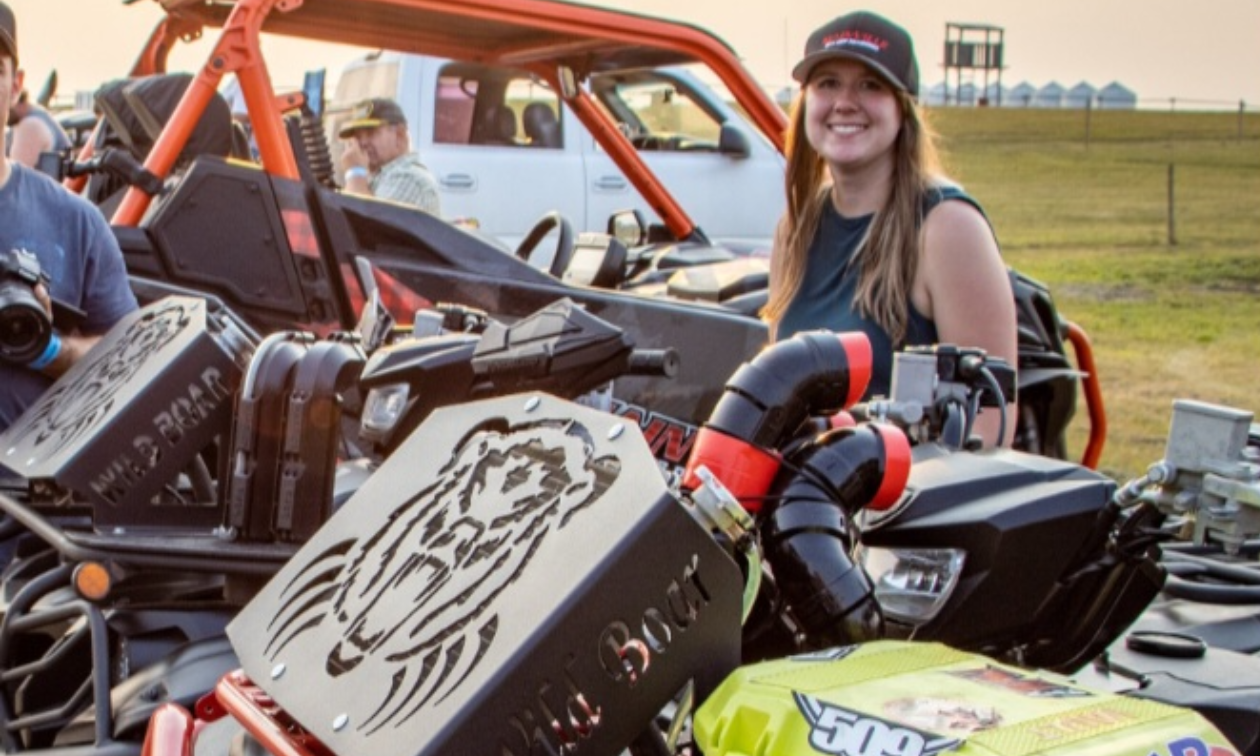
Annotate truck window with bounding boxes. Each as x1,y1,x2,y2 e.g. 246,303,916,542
591,72,723,152
434,64,562,148
506,79,562,149
434,74,478,144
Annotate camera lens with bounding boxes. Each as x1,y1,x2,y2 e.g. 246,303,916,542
0,297,52,365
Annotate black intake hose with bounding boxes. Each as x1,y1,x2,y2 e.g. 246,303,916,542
761,424,910,647
706,331,872,450
683,331,872,510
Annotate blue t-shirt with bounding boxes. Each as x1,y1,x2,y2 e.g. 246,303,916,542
0,164,138,433
775,185,986,399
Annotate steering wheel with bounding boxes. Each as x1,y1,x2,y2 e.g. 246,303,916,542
515,211,575,277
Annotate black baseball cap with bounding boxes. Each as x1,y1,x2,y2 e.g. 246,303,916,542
792,11,918,97
338,97,406,138
0,1,16,65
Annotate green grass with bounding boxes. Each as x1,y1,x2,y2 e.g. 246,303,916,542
926,108,1260,479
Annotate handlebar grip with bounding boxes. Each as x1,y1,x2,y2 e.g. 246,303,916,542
64,149,164,195
627,348,679,378
102,150,164,196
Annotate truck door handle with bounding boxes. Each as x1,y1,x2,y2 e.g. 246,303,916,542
593,176,627,191
441,173,476,190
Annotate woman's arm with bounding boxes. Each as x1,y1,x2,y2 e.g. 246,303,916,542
7,116,55,169
914,200,1018,447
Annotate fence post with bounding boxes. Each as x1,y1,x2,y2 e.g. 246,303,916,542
1241,100,1247,141
1084,98,1092,149
1167,163,1177,246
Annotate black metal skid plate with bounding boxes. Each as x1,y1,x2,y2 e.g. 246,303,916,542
0,296,251,528
228,392,743,756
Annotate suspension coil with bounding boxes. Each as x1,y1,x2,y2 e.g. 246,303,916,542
300,113,336,188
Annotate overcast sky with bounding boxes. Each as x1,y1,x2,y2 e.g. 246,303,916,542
6,0,1258,109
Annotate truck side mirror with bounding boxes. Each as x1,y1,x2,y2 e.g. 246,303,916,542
607,209,648,248
718,123,750,159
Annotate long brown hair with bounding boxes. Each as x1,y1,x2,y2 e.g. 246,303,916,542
764,88,944,344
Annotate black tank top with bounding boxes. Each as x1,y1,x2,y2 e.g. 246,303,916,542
775,184,990,399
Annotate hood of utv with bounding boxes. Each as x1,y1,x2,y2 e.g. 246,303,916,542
861,446,1123,661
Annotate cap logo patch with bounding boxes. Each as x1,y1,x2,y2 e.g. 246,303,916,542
823,31,889,55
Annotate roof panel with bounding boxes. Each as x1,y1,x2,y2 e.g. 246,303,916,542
157,0,714,75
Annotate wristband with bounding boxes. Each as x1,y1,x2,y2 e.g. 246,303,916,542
28,332,62,371
345,166,370,182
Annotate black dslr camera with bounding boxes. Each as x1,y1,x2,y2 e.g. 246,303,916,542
0,249,55,365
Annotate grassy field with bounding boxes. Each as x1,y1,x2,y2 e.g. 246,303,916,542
925,107,1260,479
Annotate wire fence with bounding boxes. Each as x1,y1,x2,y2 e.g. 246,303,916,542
924,102,1260,146
919,104,1260,255
934,93,1254,113
1135,97,1255,113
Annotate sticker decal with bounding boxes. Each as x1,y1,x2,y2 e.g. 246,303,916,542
794,692,962,756
951,665,1092,699
883,697,1002,735
610,399,697,466
1154,736,1239,756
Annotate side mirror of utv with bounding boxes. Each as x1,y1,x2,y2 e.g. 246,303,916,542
353,256,394,353
556,65,580,101
607,209,648,248
302,68,326,118
718,123,750,159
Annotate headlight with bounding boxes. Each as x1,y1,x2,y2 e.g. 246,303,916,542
857,546,966,626
361,383,411,437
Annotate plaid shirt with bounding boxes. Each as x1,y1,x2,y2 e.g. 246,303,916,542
371,153,441,216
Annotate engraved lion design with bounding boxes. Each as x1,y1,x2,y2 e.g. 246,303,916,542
264,416,619,732
5,299,191,455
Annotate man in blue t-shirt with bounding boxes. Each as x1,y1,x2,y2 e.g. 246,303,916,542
0,1,138,436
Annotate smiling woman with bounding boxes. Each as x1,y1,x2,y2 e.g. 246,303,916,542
765,10,1017,448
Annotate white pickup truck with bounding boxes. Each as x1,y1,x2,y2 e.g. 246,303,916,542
327,52,785,250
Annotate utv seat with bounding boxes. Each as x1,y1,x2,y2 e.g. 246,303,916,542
478,105,518,146
88,73,236,209
522,102,561,148
562,233,627,289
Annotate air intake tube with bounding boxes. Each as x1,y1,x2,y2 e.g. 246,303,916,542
682,331,872,511
761,423,911,647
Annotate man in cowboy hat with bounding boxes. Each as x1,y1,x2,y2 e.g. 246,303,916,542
338,97,441,215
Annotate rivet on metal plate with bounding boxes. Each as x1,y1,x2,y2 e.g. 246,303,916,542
608,424,625,440
332,714,349,732
524,396,542,412
270,663,286,680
